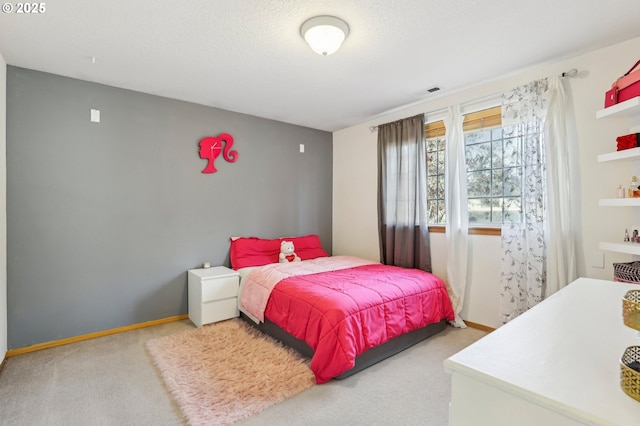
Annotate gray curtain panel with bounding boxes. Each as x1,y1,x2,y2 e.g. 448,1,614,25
377,114,431,271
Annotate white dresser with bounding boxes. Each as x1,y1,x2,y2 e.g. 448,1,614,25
188,266,240,327
444,278,640,426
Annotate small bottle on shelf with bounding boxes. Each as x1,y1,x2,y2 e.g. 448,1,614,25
618,184,626,198
630,176,640,197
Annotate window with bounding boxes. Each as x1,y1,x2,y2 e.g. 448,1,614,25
426,106,522,226
426,136,446,224
465,126,522,223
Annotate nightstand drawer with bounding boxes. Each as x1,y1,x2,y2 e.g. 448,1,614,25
201,276,239,302
202,298,239,324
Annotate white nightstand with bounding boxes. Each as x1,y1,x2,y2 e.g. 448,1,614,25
187,266,240,327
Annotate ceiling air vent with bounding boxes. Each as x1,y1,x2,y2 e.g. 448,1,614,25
426,87,440,93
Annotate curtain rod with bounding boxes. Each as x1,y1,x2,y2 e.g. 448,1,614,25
368,68,578,132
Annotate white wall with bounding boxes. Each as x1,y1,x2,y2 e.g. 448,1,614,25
333,36,640,329
1,52,7,358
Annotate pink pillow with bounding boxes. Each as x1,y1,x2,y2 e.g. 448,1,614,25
229,237,280,269
282,235,329,261
229,235,328,269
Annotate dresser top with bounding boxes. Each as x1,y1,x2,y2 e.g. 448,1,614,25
444,278,640,425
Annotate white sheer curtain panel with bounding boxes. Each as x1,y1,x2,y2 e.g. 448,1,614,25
499,79,548,323
544,76,577,296
444,105,468,328
499,76,578,324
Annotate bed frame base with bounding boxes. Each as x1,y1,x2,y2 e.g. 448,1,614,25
240,313,448,380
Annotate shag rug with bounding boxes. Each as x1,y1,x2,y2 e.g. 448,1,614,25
146,318,315,425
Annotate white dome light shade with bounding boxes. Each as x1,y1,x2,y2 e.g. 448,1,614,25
300,16,350,56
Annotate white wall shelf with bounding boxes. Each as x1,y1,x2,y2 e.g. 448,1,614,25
597,147,640,163
596,97,640,119
597,97,640,256
600,241,640,255
599,198,640,206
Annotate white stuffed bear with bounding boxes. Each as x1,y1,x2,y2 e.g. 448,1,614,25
279,240,301,263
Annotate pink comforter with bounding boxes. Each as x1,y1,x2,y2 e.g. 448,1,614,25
240,256,376,322
240,256,455,383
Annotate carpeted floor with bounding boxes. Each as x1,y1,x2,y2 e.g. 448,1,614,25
0,319,487,425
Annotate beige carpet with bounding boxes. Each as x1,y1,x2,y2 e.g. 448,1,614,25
0,319,487,425
145,318,315,426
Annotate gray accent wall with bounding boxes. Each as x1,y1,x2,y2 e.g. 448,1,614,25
6,67,332,349
0,55,7,358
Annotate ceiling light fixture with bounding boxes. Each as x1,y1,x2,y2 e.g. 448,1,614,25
300,16,349,56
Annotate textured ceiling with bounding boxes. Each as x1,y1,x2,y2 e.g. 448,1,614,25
1,0,640,132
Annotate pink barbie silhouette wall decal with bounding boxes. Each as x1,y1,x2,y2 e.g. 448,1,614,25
198,133,238,174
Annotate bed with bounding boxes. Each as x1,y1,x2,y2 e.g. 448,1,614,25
231,235,455,384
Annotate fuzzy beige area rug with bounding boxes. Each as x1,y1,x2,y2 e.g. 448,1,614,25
146,318,315,425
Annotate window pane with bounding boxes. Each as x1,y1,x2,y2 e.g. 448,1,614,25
466,142,491,172
428,200,446,225
465,129,491,144
436,200,445,224
492,139,503,169
437,150,445,174
427,200,438,224
468,198,492,223
491,169,503,196
427,152,438,176
427,176,439,199
437,175,445,199
468,170,491,197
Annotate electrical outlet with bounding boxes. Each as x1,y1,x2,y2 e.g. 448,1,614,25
591,250,605,269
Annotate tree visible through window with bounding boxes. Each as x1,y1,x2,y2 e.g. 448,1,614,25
466,127,522,223
425,106,523,225
426,137,446,224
